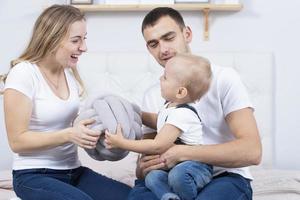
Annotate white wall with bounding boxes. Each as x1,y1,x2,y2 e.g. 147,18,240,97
0,0,299,170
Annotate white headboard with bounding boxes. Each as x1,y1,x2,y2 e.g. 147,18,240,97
0,51,274,185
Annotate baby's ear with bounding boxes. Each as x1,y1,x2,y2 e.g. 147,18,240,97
176,87,188,99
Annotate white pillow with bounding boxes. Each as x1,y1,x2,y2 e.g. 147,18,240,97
251,169,300,196
0,170,13,189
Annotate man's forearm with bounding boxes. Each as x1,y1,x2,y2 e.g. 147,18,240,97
165,138,262,168
142,112,157,129
174,108,262,168
135,156,143,179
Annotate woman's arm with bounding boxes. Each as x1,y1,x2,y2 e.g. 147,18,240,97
4,89,100,153
105,124,181,155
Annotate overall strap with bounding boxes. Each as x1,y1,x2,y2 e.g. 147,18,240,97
164,103,201,145
176,103,202,122
164,102,202,122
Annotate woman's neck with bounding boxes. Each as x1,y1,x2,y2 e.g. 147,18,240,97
37,57,62,74
37,58,64,91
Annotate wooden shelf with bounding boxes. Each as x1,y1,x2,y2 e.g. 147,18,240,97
74,4,242,12
74,3,243,40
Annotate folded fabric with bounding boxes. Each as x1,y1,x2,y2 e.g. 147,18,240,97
74,93,142,161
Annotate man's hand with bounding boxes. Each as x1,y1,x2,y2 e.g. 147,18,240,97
160,145,184,168
136,154,166,179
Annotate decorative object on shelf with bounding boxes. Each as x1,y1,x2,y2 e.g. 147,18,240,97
105,0,139,4
175,0,209,3
140,0,174,4
212,0,240,4
71,0,93,4
93,0,105,4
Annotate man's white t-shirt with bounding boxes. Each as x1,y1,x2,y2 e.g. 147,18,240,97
157,102,203,145
4,62,81,170
142,64,254,180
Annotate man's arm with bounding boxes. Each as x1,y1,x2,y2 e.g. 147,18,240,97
161,108,262,168
135,132,166,179
142,112,158,130
135,83,167,178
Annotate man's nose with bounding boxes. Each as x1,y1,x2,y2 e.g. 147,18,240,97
159,42,170,55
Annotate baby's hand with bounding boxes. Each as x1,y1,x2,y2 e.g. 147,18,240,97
104,124,124,149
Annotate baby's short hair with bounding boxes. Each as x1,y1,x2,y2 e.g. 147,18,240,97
171,54,212,102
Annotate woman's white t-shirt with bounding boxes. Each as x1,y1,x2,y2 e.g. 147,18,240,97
4,62,81,170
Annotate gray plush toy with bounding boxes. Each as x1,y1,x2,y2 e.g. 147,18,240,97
73,94,142,161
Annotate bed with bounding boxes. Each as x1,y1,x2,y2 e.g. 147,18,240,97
1,51,300,200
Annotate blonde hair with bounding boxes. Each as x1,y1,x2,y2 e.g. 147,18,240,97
172,54,212,102
1,4,85,95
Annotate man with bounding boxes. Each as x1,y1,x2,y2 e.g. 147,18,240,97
128,7,262,200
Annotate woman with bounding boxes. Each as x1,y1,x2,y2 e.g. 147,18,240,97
2,4,130,200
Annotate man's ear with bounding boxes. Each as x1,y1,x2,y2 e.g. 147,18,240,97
176,87,188,99
184,26,193,43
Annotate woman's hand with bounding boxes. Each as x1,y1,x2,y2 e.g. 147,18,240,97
69,118,101,149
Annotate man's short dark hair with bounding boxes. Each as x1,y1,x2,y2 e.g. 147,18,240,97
141,7,186,33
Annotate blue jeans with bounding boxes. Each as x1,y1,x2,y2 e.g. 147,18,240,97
13,166,131,200
128,172,252,200
145,161,212,200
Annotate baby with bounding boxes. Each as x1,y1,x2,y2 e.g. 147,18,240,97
105,53,212,200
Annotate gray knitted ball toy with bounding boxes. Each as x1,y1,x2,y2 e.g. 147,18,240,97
73,94,142,161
